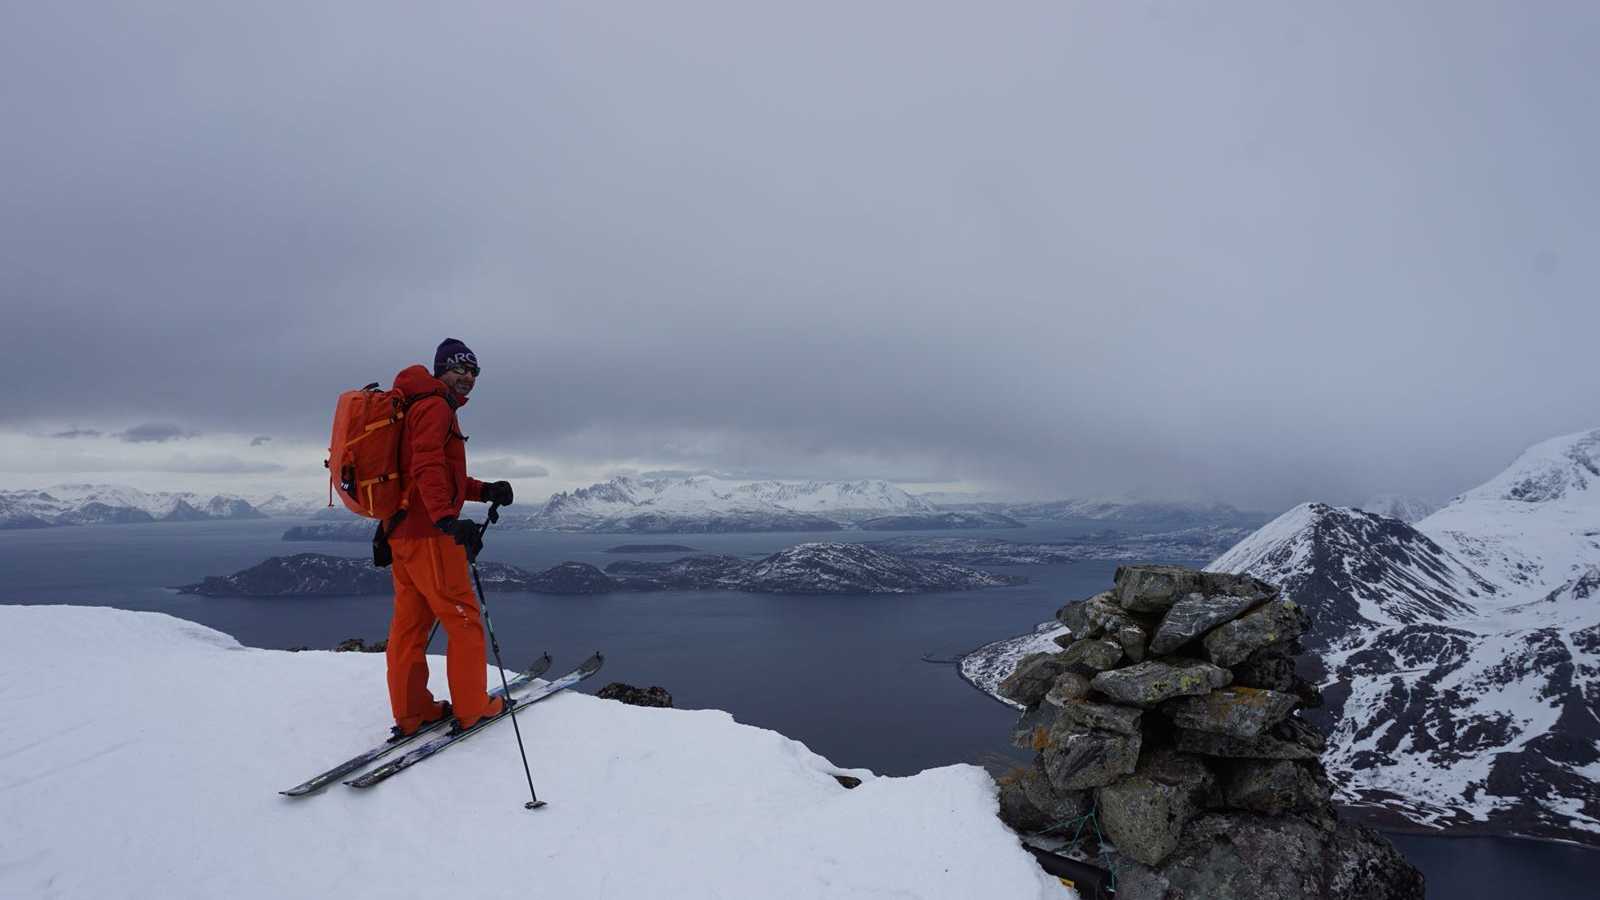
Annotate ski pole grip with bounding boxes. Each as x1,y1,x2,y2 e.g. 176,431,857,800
485,501,501,529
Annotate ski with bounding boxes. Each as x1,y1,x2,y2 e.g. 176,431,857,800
345,652,604,789
279,652,553,797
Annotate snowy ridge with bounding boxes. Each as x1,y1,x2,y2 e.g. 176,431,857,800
1210,503,1489,636
0,605,1066,899
0,483,269,527
534,476,947,532
1420,427,1600,604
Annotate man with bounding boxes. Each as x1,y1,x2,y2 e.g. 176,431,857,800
384,338,516,737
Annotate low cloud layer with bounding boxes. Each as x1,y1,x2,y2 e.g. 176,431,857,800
3,2,1597,509
118,424,195,444
474,458,550,479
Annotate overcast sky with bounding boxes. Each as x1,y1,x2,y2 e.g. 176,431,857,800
3,1,1597,510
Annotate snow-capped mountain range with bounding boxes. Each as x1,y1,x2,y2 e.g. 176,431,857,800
529,476,940,532
1208,427,1600,846
529,476,1270,534
0,484,274,527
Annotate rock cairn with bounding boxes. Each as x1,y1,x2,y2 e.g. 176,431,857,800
995,565,1422,900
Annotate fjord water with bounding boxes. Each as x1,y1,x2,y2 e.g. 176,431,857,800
2,519,1595,894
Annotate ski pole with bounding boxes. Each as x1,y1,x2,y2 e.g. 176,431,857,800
471,502,546,810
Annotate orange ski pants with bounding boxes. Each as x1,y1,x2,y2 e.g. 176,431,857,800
385,534,500,731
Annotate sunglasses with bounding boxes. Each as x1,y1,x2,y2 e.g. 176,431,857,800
448,364,480,377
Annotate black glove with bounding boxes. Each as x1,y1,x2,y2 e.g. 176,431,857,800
372,521,393,568
482,480,514,506
436,516,484,560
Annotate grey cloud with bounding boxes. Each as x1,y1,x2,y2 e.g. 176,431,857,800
475,458,549,479
3,3,1598,510
158,454,286,475
51,428,102,439
250,436,273,446
119,424,196,444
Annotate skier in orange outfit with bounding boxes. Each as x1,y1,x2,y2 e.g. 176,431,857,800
383,338,516,736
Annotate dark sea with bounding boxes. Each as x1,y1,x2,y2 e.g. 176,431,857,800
2,518,1595,896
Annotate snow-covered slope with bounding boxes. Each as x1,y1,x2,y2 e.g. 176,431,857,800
1203,428,1600,847
534,476,948,532
732,479,935,517
1420,427,1600,605
0,483,269,526
0,605,1065,899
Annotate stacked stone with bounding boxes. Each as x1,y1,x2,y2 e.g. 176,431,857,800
995,565,1421,900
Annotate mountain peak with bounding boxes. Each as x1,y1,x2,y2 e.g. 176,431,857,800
1211,502,1486,638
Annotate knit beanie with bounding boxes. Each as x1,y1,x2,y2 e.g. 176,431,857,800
433,338,479,376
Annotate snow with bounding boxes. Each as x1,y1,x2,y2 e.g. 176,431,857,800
0,605,1067,899
1420,426,1600,609
538,476,935,528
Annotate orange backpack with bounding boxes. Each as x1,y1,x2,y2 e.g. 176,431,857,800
325,382,439,520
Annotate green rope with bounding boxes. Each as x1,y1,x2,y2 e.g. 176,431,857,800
1039,802,1120,892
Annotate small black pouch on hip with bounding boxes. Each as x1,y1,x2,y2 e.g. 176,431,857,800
372,521,393,568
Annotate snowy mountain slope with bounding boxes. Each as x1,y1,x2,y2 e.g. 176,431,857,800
1206,474,1600,845
535,476,957,532
0,605,1065,899
0,483,269,526
732,479,936,517
1209,503,1491,640
250,494,330,518
1419,427,1600,604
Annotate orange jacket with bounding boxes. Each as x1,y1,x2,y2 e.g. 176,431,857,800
389,365,484,540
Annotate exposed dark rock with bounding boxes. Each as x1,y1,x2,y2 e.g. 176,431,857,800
1114,813,1423,900
1011,702,1057,751
1202,600,1310,667
1060,639,1124,674
1045,672,1093,705
1231,643,1323,709
1162,687,1299,739
997,764,1092,831
1219,759,1332,815
604,555,746,590
528,562,618,594
333,637,386,653
1097,751,1215,866
1114,565,1204,614
1090,660,1230,707
595,683,673,708
1198,571,1279,601
833,774,862,789
998,652,1070,707
1042,722,1142,792
1174,716,1326,761
178,553,396,596
1149,592,1270,656
1054,700,1143,736
1116,622,1150,662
